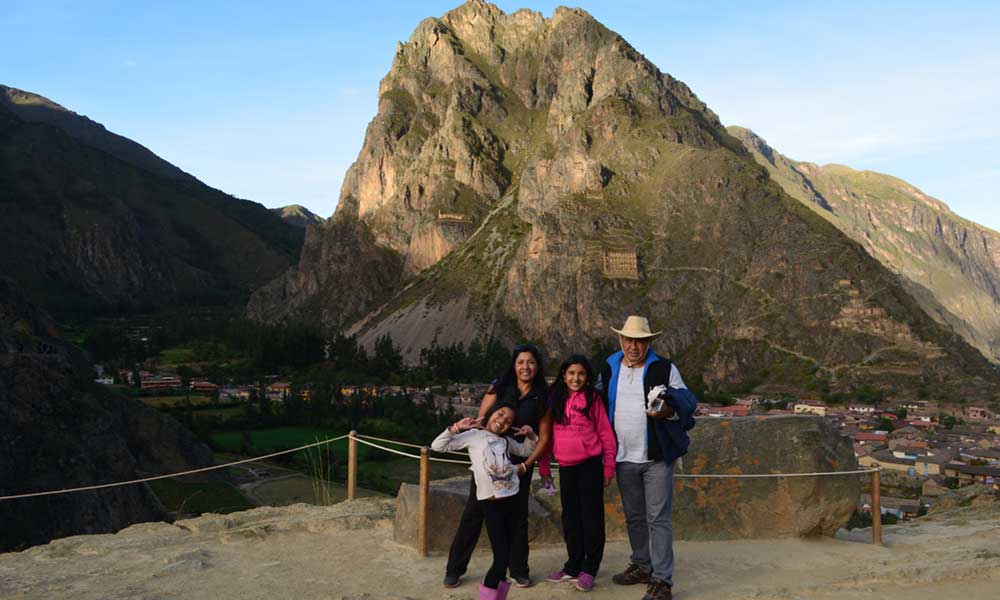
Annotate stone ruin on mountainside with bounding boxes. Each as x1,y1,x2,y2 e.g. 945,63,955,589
603,251,640,279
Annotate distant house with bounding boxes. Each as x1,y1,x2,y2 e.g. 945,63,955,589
704,405,750,417
855,432,888,445
219,386,252,401
966,406,998,422
859,494,922,519
794,403,827,417
267,382,291,402
94,376,114,385
849,405,876,414
942,463,1000,485
189,380,219,394
859,449,916,476
914,452,956,477
140,373,183,391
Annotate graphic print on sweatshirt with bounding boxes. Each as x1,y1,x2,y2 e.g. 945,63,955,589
483,437,516,492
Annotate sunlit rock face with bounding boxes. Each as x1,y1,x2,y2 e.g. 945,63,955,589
249,0,1000,403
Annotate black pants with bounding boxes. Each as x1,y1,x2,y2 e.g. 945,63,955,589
481,495,519,588
559,455,606,577
445,467,533,578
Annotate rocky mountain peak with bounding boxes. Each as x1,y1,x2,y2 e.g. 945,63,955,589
249,3,1000,402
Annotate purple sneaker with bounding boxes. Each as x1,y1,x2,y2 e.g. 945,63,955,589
546,570,578,583
575,573,595,592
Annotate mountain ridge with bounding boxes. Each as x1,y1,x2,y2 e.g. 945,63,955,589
0,85,303,317
249,0,999,402
729,125,1000,363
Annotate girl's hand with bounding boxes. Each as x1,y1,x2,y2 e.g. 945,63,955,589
542,475,553,487
451,417,482,433
604,476,614,488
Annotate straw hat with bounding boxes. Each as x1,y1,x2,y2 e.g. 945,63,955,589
611,315,662,339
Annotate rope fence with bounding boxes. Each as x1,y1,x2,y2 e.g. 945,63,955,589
0,430,886,551
0,434,350,501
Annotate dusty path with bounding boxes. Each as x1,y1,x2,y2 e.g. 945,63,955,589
1,500,998,600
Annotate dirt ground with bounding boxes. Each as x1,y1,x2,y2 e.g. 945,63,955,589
1,500,998,600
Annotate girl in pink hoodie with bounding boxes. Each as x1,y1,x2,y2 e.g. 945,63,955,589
540,355,617,592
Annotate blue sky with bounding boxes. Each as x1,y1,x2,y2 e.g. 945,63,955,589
2,1,998,229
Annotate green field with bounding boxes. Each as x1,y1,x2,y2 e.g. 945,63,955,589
211,427,363,457
158,347,195,365
210,427,471,494
147,479,255,515
141,395,217,408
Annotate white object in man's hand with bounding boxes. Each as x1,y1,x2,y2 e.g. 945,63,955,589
645,385,676,419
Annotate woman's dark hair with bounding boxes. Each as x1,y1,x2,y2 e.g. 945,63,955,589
549,354,598,425
491,343,548,400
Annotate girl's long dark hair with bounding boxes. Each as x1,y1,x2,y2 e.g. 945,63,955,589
549,354,598,425
491,343,548,400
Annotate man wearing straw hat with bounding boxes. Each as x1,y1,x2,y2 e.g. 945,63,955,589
598,316,697,600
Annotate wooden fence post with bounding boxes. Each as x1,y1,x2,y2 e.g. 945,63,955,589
419,446,430,558
348,431,357,501
871,468,882,545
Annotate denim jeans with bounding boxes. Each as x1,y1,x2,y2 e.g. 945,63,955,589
615,459,675,586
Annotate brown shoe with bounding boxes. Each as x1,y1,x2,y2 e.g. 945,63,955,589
641,578,672,600
611,563,651,585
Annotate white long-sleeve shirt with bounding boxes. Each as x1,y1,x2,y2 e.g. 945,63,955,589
431,428,536,500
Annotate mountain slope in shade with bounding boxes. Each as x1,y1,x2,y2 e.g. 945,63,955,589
0,86,303,317
250,0,999,401
271,204,326,228
730,125,1000,363
0,278,218,551
1,84,196,183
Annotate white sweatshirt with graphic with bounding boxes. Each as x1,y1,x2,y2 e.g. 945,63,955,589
431,428,536,500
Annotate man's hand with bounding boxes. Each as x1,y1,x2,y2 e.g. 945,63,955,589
646,404,676,419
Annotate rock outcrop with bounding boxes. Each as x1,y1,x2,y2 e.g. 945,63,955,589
0,85,302,317
0,280,218,552
271,204,326,228
248,1,1000,401
393,416,859,552
731,125,1000,364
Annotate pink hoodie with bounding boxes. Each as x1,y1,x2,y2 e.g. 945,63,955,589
539,390,618,480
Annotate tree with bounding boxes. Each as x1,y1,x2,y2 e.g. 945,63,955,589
372,335,403,379
876,416,895,432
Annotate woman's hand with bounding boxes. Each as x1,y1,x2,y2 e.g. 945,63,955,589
604,476,614,488
513,424,537,441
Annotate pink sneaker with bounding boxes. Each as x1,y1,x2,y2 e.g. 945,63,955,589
546,570,578,583
575,573,595,592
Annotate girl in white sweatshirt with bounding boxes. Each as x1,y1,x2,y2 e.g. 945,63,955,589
432,404,537,600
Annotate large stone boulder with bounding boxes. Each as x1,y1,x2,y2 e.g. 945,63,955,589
670,415,859,539
393,415,859,552
393,476,562,553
